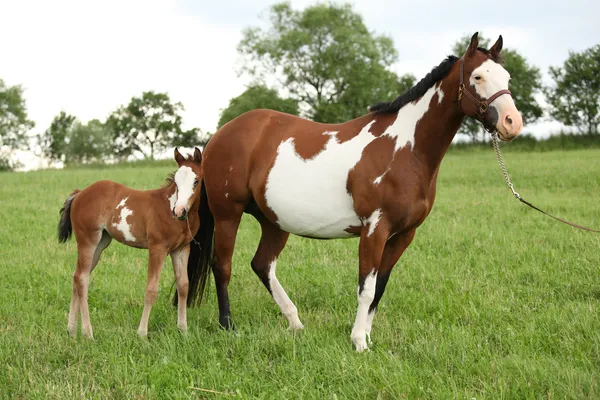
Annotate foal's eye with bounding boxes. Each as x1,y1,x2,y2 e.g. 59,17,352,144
193,180,199,187
474,76,482,81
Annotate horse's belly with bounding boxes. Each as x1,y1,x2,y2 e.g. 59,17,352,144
264,138,362,239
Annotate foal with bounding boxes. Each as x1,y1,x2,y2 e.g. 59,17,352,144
58,148,203,338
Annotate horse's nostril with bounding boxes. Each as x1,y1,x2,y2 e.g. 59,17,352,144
181,209,187,217
506,116,513,125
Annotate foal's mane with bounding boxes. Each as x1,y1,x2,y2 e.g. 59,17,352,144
370,55,459,114
162,153,196,188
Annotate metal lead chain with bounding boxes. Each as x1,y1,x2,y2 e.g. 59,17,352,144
491,133,521,200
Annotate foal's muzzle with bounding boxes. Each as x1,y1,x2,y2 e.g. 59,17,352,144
172,207,188,220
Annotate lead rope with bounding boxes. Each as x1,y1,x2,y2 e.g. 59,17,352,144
187,217,201,249
490,132,600,233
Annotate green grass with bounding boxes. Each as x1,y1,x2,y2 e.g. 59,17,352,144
1,148,599,399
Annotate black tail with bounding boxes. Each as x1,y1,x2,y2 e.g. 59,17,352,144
58,190,80,243
175,181,214,307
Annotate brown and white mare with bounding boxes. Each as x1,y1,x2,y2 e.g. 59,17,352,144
58,148,204,339
185,33,524,351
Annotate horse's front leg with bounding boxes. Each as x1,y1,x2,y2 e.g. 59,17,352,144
138,245,168,337
170,244,190,333
351,212,390,352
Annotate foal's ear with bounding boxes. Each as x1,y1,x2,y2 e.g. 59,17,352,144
174,147,185,166
193,147,202,163
466,32,479,57
489,35,503,59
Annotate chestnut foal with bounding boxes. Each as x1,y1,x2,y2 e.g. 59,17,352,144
58,148,203,339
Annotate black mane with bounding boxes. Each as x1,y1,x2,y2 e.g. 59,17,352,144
370,55,459,114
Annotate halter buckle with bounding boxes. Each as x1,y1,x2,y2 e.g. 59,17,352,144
479,103,488,114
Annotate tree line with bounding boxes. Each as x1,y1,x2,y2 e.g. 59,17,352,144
1,2,598,171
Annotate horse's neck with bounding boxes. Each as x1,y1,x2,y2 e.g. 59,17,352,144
412,78,464,179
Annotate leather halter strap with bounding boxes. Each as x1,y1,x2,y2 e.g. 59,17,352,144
458,57,512,131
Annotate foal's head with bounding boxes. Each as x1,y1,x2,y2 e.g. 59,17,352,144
460,32,523,141
172,147,203,220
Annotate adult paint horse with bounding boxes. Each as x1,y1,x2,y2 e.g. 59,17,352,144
186,33,524,351
58,148,203,339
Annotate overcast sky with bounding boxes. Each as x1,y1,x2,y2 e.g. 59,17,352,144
2,0,599,167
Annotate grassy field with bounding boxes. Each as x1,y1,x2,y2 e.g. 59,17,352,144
1,148,599,399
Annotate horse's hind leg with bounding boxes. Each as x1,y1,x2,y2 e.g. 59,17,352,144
212,214,243,330
137,245,168,337
250,214,303,330
170,244,190,333
71,229,103,339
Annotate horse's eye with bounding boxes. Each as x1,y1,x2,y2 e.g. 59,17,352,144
193,180,199,187
474,76,482,81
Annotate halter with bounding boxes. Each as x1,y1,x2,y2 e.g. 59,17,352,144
457,57,512,133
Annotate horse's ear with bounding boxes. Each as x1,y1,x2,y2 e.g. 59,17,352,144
174,147,185,165
489,35,503,59
193,147,202,163
466,32,479,57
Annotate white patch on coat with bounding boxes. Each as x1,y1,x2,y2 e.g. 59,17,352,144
373,168,390,185
168,190,177,210
351,270,377,352
112,198,136,242
363,209,382,237
323,131,339,136
173,166,197,210
383,84,444,151
116,197,128,209
268,260,303,330
265,121,377,238
435,85,444,104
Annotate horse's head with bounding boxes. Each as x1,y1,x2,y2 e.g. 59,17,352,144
459,32,523,141
172,147,203,220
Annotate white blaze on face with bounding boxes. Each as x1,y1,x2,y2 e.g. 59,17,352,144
173,166,197,216
113,197,136,242
470,59,522,137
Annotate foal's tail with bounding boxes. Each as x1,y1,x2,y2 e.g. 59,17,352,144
58,190,80,243
176,181,214,307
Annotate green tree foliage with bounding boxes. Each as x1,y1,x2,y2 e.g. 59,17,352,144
39,111,76,163
38,113,112,165
453,34,543,141
107,91,200,159
217,84,299,128
237,2,415,123
0,79,35,149
67,119,112,164
0,79,35,171
545,45,600,135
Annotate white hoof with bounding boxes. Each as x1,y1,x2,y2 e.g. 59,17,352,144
351,334,370,352
137,328,148,338
82,325,94,340
287,319,304,331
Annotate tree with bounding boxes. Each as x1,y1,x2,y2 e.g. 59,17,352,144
38,113,112,165
67,119,112,164
0,79,35,171
545,45,600,135
452,34,543,141
217,84,299,128
0,79,35,149
39,111,76,163
237,2,415,123
107,91,198,159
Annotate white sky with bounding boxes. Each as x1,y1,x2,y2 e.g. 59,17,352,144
1,0,598,169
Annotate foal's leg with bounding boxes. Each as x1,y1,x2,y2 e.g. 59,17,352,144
351,222,389,352
71,230,103,339
364,229,416,345
250,214,303,330
170,244,190,333
212,215,243,330
68,231,112,337
137,245,168,337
